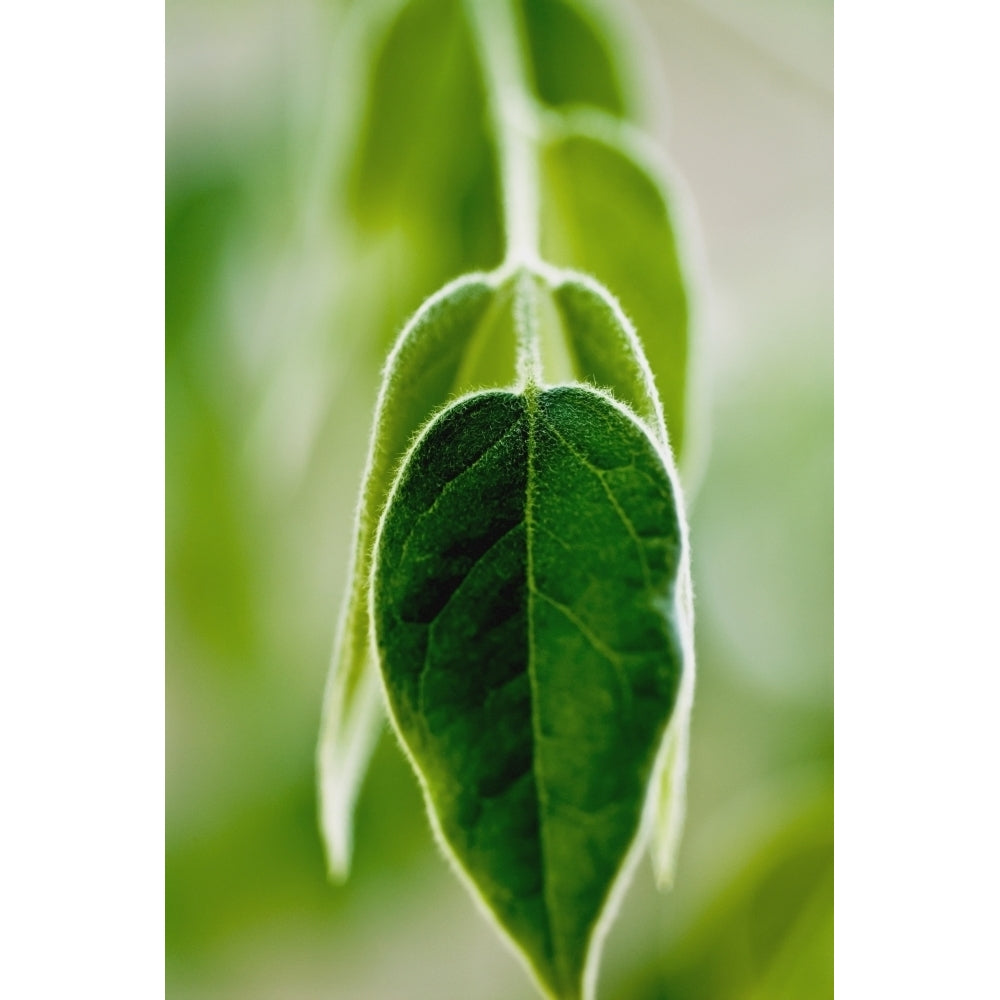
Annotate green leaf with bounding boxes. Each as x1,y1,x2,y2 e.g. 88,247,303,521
350,0,488,226
546,270,667,450
348,0,502,275
648,563,695,889
318,272,514,878
373,383,692,999
543,271,696,889
516,0,630,116
539,115,693,456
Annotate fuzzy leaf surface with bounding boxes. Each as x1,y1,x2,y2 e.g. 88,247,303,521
373,384,688,998
548,272,666,450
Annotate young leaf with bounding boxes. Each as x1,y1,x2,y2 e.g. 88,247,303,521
372,383,692,999
545,269,667,450
350,0,491,227
539,116,692,455
318,273,508,878
348,0,502,270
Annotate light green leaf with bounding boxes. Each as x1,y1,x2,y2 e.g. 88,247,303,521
350,0,488,225
318,272,515,878
539,115,693,456
338,0,504,359
372,383,692,999
348,0,501,273
648,564,695,889
545,269,667,450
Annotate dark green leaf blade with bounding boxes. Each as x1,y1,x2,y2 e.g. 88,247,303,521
373,384,689,999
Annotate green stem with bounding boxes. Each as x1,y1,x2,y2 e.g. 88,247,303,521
465,0,541,269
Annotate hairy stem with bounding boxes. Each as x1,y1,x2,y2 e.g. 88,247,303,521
465,0,541,269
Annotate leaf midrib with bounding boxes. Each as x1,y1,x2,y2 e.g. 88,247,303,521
522,383,564,994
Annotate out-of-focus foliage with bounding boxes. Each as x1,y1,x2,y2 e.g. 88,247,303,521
166,0,832,996
347,0,503,346
540,125,691,455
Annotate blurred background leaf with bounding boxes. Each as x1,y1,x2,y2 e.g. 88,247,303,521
166,0,831,996
518,0,630,115
540,122,691,457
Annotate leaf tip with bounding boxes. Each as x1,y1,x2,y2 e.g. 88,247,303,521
317,766,355,883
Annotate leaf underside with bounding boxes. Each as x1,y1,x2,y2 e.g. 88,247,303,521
374,385,685,999
348,0,502,348
550,274,665,449
318,275,501,877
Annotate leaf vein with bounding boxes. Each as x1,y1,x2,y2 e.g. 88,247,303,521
532,588,633,714
418,518,526,713
541,417,655,592
524,387,561,979
395,414,525,566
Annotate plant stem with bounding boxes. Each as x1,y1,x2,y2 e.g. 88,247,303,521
465,0,541,270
